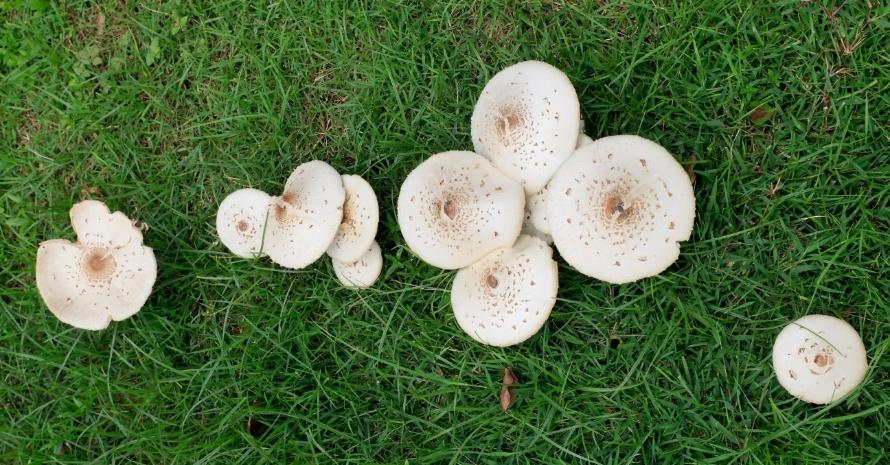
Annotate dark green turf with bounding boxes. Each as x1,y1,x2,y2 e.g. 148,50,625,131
2,1,888,463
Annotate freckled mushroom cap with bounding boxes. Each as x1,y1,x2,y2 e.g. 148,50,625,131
471,60,580,194
216,188,271,258
264,161,346,269
526,185,551,235
35,200,156,330
451,235,558,347
327,175,379,263
397,151,525,270
332,241,383,289
547,135,695,284
773,314,868,404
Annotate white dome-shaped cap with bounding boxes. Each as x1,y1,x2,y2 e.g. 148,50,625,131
397,151,525,270
327,175,379,263
547,135,695,284
332,241,383,288
773,314,868,404
526,185,551,235
471,60,580,194
216,188,271,258
451,235,558,347
264,161,346,269
35,201,157,330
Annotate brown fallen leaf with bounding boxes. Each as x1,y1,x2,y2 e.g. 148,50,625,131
500,367,518,412
685,154,697,185
751,107,769,125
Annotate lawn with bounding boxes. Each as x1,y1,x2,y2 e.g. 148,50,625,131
2,1,889,463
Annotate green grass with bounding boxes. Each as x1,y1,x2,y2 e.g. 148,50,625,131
2,0,889,463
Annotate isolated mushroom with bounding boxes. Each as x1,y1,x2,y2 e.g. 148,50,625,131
263,160,346,269
397,150,525,270
332,241,383,288
327,174,379,263
451,235,558,347
35,200,157,330
471,60,580,194
773,314,868,404
216,188,271,258
547,135,695,283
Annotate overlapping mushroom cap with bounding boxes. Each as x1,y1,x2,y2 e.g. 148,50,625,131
216,188,271,258
35,200,157,330
332,241,383,289
451,235,558,347
773,314,868,404
264,161,346,269
471,60,580,194
397,151,525,270
327,175,379,263
547,135,695,283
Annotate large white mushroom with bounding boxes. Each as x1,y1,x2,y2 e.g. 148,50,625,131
397,151,525,270
216,188,271,258
451,235,558,347
546,135,695,284
327,174,379,264
471,60,580,194
773,314,868,404
263,161,346,269
35,200,157,330
332,241,383,289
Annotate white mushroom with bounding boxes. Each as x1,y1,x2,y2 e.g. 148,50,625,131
547,135,695,283
521,205,552,245
216,188,271,258
451,235,558,347
332,241,383,288
471,60,580,194
526,185,551,235
35,200,157,330
327,175,379,263
397,150,525,270
577,133,594,148
773,314,868,404
263,161,346,269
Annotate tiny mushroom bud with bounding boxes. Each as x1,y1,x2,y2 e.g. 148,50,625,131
216,188,271,257
327,174,379,263
451,235,558,347
397,150,525,270
471,60,581,194
547,135,695,284
773,314,868,404
332,241,383,289
35,200,157,330
263,161,346,269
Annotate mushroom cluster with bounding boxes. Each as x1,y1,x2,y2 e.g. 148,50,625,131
216,161,382,289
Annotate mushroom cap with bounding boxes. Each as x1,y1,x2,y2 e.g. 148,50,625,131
216,188,271,258
451,235,558,347
577,133,594,148
471,60,580,194
264,161,346,269
332,241,383,289
522,207,552,245
35,201,156,330
397,150,525,270
327,175,379,263
772,314,868,404
526,185,551,235
547,135,695,283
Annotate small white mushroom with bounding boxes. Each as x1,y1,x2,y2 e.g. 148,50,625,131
35,200,157,330
451,235,558,347
263,161,346,269
526,185,551,235
577,133,594,148
216,188,271,258
332,241,383,288
521,205,552,245
471,60,581,194
773,314,868,404
327,174,379,263
397,150,525,270
547,135,695,283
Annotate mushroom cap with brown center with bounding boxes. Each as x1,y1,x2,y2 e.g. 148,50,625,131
35,200,157,330
327,175,379,263
397,151,525,270
263,161,346,269
772,314,868,404
471,60,580,194
332,241,383,288
451,235,558,347
216,188,271,258
546,135,695,283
